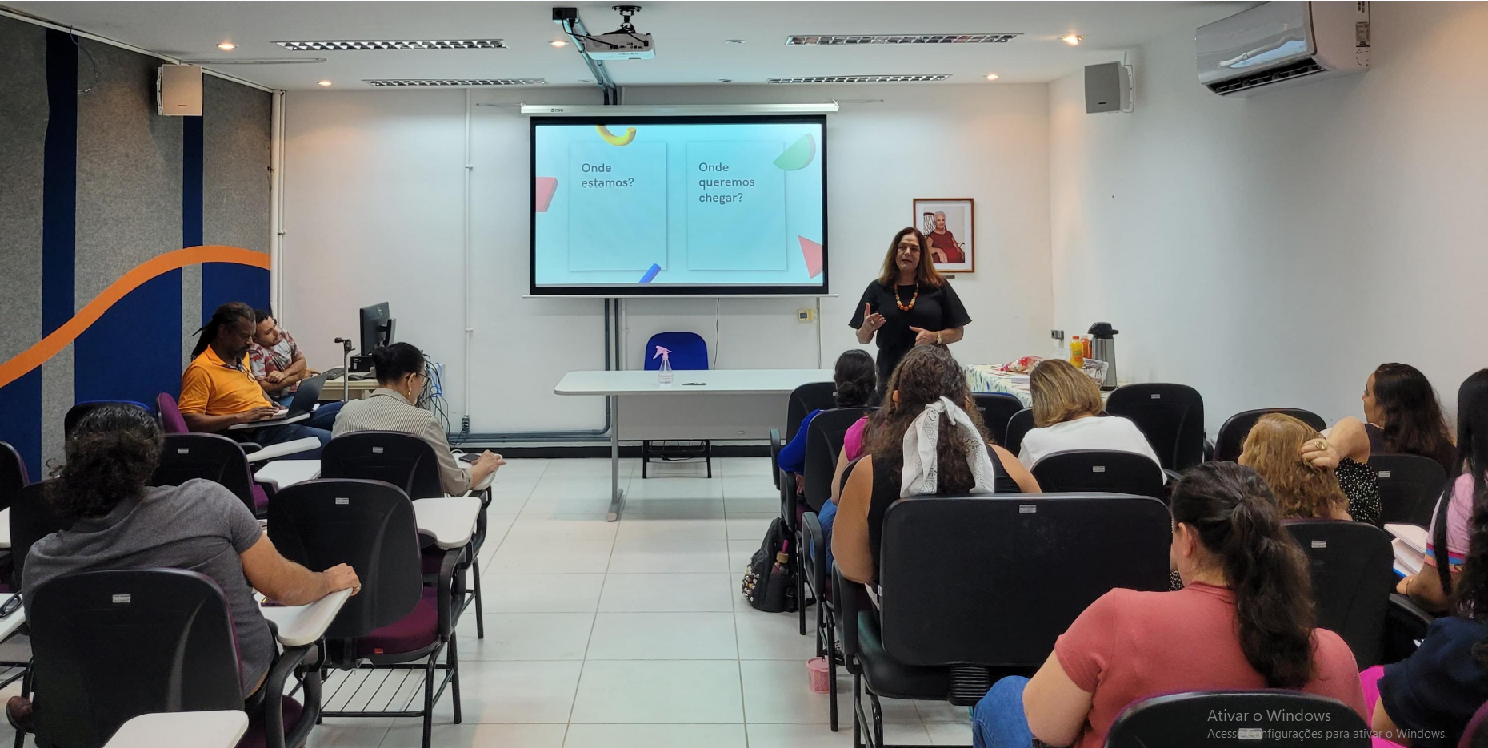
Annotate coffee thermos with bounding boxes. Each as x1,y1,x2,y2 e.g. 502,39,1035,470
1087,322,1118,391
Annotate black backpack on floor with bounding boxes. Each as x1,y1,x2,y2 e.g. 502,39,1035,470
742,517,797,613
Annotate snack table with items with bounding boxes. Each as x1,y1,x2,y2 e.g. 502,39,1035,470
965,357,1113,407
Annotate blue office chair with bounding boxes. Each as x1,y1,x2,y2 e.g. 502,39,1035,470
640,332,712,478
642,331,709,372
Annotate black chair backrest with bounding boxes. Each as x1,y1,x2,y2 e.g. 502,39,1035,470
786,382,837,439
0,441,26,511
972,394,1023,444
11,480,70,591
1284,520,1396,668
322,430,446,499
1004,409,1035,456
1105,383,1205,471
150,433,257,514
268,478,423,639
878,494,1171,668
29,569,243,748
1371,454,1449,527
1031,450,1166,500
1213,408,1326,463
803,407,872,513
1106,690,1371,748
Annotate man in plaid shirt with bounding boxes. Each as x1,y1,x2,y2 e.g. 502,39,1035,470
251,310,318,407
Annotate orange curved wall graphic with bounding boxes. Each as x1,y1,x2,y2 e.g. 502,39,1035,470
0,246,270,390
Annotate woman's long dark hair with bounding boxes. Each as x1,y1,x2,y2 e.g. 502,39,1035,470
1450,370,1488,654
191,302,255,358
49,404,162,521
1372,363,1455,468
875,227,945,288
833,349,878,408
1170,462,1318,688
863,345,988,494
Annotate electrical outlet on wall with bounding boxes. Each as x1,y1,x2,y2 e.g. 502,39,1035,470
797,308,816,322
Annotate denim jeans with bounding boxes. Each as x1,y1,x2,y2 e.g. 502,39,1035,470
304,401,343,431
972,676,1034,748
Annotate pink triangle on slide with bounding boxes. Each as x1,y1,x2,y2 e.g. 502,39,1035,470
798,236,823,279
535,177,558,212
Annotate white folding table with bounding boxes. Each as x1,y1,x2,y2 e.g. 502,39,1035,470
554,368,833,521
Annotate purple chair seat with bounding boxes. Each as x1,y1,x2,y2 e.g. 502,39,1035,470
251,484,270,514
357,587,439,657
236,697,303,748
157,393,189,434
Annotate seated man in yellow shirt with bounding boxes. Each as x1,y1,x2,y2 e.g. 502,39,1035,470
179,302,337,457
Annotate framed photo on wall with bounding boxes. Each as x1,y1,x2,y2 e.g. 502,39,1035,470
913,198,975,273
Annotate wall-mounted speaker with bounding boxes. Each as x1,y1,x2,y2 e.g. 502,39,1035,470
1084,62,1131,114
157,64,203,116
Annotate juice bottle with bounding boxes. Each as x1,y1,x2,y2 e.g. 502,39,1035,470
1069,336,1085,366
1082,336,1093,360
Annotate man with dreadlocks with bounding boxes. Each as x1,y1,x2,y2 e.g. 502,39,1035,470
178,302,335,457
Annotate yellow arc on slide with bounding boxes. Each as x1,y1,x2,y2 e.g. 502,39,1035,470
596,125,637,146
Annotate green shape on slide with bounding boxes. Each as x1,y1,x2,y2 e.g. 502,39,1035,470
773,134,816,171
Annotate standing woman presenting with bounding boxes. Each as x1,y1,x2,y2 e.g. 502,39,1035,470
850,227,971,386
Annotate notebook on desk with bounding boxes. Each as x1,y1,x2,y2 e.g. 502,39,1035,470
227,373,328,430
1387,523,1428,576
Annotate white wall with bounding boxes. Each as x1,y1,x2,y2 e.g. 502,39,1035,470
1049,2,1488,433
282,82,1052,437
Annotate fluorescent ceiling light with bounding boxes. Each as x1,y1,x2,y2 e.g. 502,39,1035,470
786,34,1020,46
366,78,547,87
217,42,236,51
276,39,506,51
767,74,951,84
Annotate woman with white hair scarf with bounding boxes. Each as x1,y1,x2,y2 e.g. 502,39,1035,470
833,345,1040,586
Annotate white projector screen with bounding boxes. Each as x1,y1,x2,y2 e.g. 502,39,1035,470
530,114,828,296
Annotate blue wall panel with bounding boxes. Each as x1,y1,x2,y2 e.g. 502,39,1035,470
203,263,271,321
74,270,184,404
0,372,42,480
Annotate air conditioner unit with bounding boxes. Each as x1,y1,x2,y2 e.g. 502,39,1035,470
1197,2,1370,97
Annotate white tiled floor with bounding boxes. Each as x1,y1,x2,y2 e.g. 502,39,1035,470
0,458,971,748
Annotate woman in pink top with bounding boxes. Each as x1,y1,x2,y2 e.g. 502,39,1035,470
972,462,1366,748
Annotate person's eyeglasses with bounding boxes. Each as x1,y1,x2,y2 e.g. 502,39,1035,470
897,244,918,252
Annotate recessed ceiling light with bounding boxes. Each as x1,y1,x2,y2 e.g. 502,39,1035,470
275,39,506,51
550,39,569,48
1062,34,1083,45
725,39,746,45
985,73,1000,81
217,42,236,51
786,34,1020,46
317,80,332,87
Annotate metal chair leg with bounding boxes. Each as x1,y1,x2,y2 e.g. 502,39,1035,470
869,689,885,748
449,636,463,724
852,671,863,748
421,656,436,748
471,560,485,639
827,609,839,731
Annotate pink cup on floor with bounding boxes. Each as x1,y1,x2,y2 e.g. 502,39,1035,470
807,656,831,694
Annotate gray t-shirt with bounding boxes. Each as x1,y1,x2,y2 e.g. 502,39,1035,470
23,479,271,696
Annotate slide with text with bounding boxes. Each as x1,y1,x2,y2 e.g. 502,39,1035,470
532,118,825,290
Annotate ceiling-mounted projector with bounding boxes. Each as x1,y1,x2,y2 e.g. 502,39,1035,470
584,4,654,60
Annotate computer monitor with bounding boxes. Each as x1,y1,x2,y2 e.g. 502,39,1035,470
358,302,393,353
